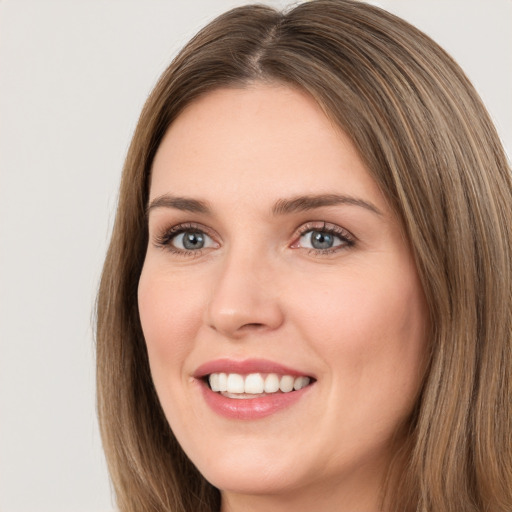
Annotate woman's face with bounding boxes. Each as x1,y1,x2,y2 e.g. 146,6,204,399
138,84,428,509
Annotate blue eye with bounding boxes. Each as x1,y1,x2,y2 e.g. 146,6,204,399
299,230,344,250
294,222,355,254
171,230,216,251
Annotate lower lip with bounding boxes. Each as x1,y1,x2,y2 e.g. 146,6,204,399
198,381,313,420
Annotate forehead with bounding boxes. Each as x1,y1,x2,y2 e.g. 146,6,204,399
150,84,385,211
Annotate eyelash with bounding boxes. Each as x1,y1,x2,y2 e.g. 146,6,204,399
153,222,217,257
292,221,356,255
153,221,356,257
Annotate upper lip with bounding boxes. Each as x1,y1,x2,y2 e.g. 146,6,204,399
194,358,314,379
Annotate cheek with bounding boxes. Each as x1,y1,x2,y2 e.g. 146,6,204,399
295,267,424,343
292,264,427,409
137,264,205,381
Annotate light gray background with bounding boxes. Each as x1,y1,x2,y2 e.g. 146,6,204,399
0,1,510,511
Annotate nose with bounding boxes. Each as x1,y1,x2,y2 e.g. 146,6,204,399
205,249,284,339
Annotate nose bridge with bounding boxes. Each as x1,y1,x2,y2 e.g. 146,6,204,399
205,241,283,338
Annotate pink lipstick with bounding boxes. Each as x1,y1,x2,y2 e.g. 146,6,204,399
194,358,315,420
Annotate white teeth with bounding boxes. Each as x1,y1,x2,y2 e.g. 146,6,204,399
226,373,245,393
294,376,310,391
209,373,220,392
244,373,264,394
218,372,227,392
208,372,311,395
279,375,294,393
264,373,280,393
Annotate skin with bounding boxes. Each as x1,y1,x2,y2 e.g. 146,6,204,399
138,84,428,512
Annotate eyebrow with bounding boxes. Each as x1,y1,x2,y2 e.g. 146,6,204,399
147,195,211,215
147,193,382,217
271,194,382,216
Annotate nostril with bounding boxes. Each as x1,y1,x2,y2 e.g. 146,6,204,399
207,322,264,333
241,322,266,330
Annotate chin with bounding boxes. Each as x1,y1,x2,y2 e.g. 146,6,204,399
194,448,305,496
207,470,299,497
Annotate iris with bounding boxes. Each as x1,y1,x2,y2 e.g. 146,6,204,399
310,231,335,249
181,231,205,250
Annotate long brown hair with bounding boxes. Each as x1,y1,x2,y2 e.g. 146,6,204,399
96,1,512,510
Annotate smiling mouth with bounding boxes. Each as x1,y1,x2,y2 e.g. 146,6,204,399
206,372,313,399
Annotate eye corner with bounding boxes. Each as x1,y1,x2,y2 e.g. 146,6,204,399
151,221,220,257
290,221,356,255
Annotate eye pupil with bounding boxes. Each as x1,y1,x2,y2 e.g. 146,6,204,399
182,232,205,250
311,231,333,249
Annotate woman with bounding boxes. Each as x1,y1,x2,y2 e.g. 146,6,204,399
96,1,512,511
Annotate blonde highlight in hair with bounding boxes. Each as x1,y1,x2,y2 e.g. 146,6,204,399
96,1,512,510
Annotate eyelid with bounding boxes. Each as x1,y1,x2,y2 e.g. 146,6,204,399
152,222,220,252
151,219,355,256
289,221,356,251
